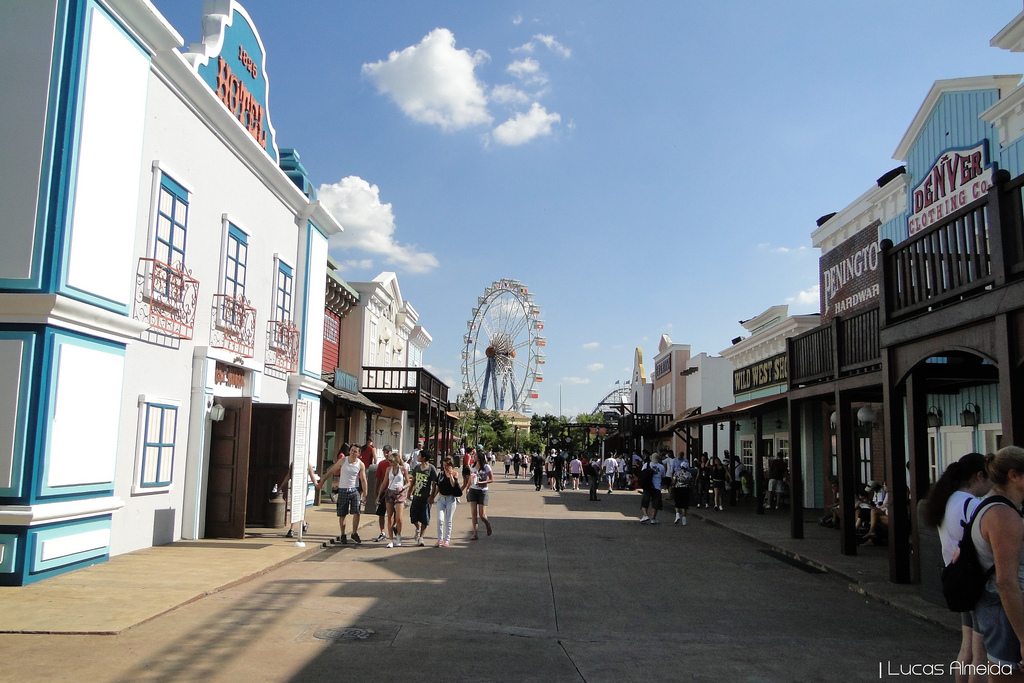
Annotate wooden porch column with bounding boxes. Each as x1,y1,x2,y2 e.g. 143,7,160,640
885,358,915,584
788,397,804,539
755,414,765,515
835,391,858,555
996,313,1022,447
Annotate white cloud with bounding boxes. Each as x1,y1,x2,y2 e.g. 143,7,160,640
786,284,821,310
507,58,545,84
534,34,571,58
512,14,523,26
582,342,599,350
319,176,440,274
759,243,809,255
492,103,561,146
362,28,492,131
339,258,374,271
563,376,590,385
587,363,604,372
512,41,534,53
490,84,531,105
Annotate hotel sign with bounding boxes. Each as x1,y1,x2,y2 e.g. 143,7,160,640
192,1,278,161
908,142,992,236
734,353,787,394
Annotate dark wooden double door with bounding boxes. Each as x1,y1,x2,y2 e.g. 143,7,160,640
205,399,292,538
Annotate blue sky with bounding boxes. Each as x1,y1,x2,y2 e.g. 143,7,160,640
153,0,1024,417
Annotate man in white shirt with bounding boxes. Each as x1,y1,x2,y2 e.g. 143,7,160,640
603,455,619,494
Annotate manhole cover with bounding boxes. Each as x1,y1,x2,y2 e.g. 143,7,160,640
314,627,375,642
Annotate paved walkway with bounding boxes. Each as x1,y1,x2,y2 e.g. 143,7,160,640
0,478,958,636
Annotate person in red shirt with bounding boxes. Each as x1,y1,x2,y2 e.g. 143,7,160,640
360,438,376,468
372,444,392,541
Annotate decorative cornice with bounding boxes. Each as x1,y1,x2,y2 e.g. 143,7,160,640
893,76,1022,161
0,497,125,526
0,294,148,342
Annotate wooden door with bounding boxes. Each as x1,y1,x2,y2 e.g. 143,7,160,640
205,397,252,538
246,404,293,525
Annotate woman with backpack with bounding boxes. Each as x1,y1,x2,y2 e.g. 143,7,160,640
972,446,1024,675
923,453,991,681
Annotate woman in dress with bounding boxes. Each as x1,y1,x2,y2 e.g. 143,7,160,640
468,452,494,540
923,453,990,681
974,446,1024,675
383,452,411,548
432,456,466,547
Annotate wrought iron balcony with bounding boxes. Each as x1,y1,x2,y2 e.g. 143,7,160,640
211,294,256,358
265,320,300,373
134,258,199,339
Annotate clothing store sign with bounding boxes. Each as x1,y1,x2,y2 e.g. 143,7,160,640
908,142,992,236
819,222,880,323
733,352,787,394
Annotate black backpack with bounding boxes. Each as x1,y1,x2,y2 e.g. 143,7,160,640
941,495,1017,612
639,465,655,490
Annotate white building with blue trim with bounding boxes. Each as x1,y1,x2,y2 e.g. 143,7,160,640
0,0,342,584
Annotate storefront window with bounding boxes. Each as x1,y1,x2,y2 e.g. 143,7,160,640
740,438,754,469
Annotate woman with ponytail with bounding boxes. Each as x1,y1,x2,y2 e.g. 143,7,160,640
974,447,1024,678
925,453,991,682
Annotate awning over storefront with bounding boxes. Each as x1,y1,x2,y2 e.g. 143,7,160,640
677,393,787,426
656,406,702,435
321,384,383,413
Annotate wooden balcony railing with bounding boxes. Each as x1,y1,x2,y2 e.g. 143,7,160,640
211,294,256,358
620,413,672,436
135,258,199,339
362,366,450,405
883,199,993,320
789,307,880,387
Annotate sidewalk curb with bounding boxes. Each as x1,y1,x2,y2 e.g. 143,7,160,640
691,511,959,635
113,542,327,636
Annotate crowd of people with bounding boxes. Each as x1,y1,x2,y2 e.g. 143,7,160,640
307,436,1024,676
317,443,495,548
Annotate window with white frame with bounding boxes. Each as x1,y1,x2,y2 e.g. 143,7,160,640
858,436,872,485
224,225,248,302
274,258,293,322
217,223,249,329
740,438,754,469
324,313,339,344
134,398,179,492
155,174,188,268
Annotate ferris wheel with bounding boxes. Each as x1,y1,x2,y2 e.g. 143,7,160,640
462,278,544,414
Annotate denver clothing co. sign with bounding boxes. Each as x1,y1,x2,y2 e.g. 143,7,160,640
908,142,992,236
734,352,788,394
